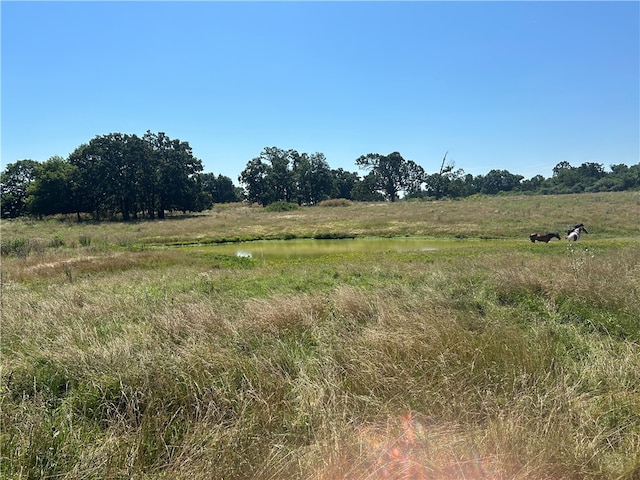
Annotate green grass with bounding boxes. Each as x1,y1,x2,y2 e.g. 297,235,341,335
1,192,639,479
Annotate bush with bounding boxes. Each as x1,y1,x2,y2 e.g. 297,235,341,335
312,232,355,239
318,198,352,207
264,201,299,212
1,237,31,257
49,236,65,248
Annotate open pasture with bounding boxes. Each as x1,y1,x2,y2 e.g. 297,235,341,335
2,192,640,479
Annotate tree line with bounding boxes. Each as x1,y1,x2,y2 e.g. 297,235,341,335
2,131,639,220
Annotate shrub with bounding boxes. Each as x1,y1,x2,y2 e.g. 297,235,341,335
1,237,30,257
264,201,299,212
318,198,352,207
312,232,355,239
49,236,65,248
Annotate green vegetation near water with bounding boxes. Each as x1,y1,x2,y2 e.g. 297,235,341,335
2,192,640,479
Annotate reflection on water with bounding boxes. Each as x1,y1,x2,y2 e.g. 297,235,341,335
206,238,464,260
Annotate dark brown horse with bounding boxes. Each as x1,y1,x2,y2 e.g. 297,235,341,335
530,232,561,243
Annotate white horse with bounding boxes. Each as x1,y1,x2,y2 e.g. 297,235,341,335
566,224,588,241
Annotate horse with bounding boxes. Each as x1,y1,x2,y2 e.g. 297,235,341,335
566,224,588,241
530,232,561,243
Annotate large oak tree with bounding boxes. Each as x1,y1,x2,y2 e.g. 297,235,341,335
355,151,424,202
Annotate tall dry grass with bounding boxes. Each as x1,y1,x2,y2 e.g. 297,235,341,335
2,192,639,479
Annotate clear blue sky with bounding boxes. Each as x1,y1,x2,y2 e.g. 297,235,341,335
2,1,639,183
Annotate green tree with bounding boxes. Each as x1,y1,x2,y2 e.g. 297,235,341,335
520,174,546,192
24,156,77,217
293,152,334,205
478,169,524,194
404,161,426,198
548,161,607,193
266,147,295,204
202,173,241,203
68,133,145,220
614,163,640,190
550,161,581,192
423,153,468,199
355,151,422,202
142,131,205,218
239,157,270,205
331,168,359,200
577,162,605,182
448,173,477,198
98,133,144,220
591,163,640,192
68,143,108,220
67,131,206,220
239,147,298,206
185,174,214,212
351,172,385,201
1,159,39,218
577,162,606,192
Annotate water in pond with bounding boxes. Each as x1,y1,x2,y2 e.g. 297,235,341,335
208,237,467,260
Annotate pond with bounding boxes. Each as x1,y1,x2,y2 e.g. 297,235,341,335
207,237,471,260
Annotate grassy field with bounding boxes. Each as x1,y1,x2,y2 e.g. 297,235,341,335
2,192,640,479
